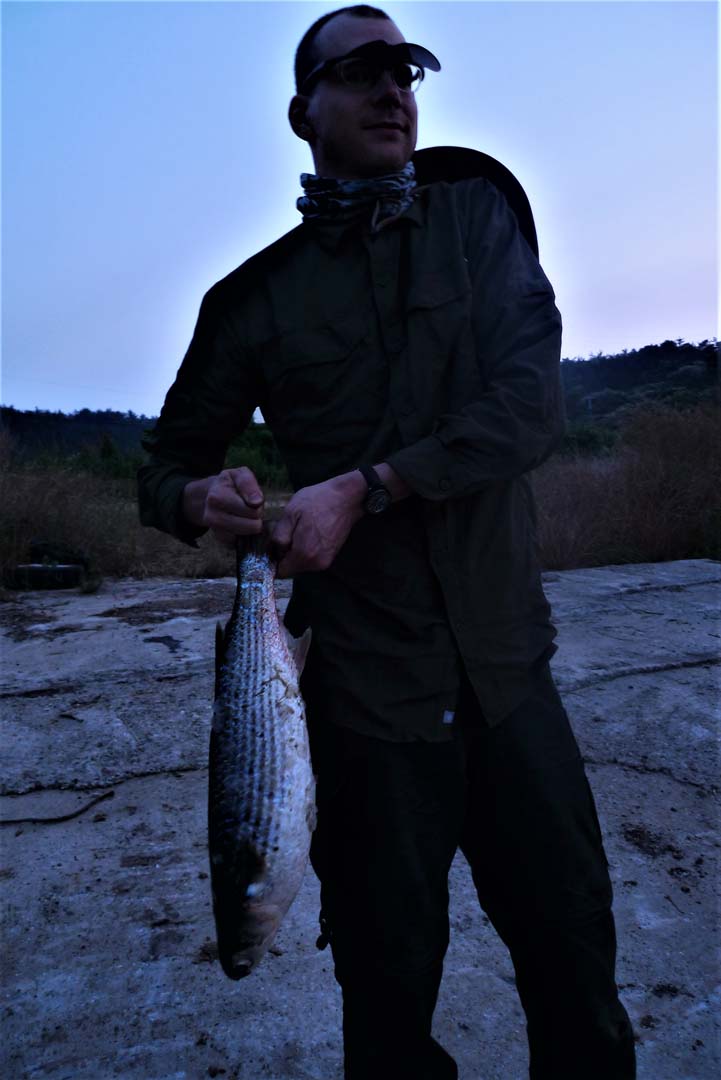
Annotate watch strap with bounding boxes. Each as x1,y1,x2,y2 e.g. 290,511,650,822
359,464,384,493
358,465,391,515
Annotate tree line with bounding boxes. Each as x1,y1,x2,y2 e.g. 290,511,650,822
2,339,717,482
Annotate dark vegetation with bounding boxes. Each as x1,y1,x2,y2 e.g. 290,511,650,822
559,338,717,454
0,408,289,488
1,339,718,583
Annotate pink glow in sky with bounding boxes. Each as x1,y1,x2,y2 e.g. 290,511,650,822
2,1,717,415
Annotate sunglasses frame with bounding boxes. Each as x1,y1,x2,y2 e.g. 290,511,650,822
323,56,424,94
300,40,437,96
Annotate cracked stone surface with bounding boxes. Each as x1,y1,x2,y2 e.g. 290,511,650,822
1,559,719,1079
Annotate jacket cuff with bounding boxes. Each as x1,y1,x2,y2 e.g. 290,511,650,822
385,437,463,501
137,468,207,547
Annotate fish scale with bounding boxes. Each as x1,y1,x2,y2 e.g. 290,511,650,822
208,536,315,980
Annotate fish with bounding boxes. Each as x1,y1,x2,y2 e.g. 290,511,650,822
208,533,315,980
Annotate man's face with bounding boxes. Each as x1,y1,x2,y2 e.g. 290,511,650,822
291,15,418,179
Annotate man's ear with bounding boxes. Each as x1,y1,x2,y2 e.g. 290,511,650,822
289,95,313,142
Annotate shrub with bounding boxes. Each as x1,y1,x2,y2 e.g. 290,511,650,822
559,423,617,457
0,431,244,582
2,404,718,580
534,403,721,567
225,426,290,488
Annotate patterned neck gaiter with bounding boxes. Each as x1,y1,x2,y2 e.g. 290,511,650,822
297,161,417,232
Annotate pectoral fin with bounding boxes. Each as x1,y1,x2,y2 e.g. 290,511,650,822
285,627,312,677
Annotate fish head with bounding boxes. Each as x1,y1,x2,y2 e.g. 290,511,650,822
221,951,255,981
214,899,284,980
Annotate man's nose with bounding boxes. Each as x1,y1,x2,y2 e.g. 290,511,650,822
371,68,403,103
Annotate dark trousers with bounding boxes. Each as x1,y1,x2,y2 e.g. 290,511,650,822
307,666,637,1080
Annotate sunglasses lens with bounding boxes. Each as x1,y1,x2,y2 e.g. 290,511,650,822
336,59,375,87
334,58,424,92
394,64,423,90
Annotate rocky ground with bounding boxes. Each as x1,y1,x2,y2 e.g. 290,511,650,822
1,559,719,1079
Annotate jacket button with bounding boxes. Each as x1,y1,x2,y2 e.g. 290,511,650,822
439,478,451,491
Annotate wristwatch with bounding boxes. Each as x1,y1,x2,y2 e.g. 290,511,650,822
358,465,392,515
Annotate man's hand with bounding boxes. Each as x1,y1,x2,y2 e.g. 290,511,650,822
271,472,367,579
182,467,264,547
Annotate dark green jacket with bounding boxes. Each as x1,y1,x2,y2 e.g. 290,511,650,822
139,178,564,738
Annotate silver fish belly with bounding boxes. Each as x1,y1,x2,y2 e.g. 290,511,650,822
208,539,315,980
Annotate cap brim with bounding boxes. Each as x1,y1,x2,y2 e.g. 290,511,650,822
403,43,441,72
344,39,441,73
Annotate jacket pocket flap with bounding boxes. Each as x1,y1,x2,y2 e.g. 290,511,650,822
406,260,470,311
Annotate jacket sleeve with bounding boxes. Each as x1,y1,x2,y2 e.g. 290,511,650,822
137,284,259,544
385,179,565,499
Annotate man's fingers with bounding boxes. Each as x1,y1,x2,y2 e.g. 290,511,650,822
227,467,264,508
275,553,299,579
221,514,264,534
271,511,295,550
205,506,264,536
275,544,331,579
200,467,267,545
207,475,264,521
269,512,298,573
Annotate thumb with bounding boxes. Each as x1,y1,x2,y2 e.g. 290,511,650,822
230,467,264,507
271,509,296,551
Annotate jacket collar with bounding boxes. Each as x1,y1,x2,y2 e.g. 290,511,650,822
304,188,426,253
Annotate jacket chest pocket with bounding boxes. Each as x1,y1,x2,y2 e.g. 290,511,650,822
405,255,471,314
259,314,382,436
406,254,472,355
404,259,476,416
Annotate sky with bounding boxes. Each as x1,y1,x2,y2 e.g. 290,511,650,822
1,0,717,417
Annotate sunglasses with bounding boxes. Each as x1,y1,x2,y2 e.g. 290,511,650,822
300,40,441,96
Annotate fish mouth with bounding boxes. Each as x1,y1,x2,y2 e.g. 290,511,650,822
223,954,254,981
212,896,283,981
216,928,263,980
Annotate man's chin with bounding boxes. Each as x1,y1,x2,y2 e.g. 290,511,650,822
321,143,414,180
359,149,412,178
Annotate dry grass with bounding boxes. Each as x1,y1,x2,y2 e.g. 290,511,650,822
1,403,718,583
0,431,284,583
533,403,721,568
0,466,235,582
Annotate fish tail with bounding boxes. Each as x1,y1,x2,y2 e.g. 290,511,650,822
233,531,275,602
235,531,271,566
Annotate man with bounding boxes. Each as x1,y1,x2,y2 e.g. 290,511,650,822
138,6,636,1078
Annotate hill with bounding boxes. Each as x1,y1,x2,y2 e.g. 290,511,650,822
561,339,717,421
1,339,717,467
0,407,153,455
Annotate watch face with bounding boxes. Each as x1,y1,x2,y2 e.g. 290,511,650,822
366,488,391,515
